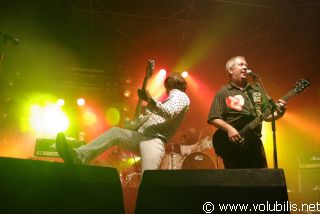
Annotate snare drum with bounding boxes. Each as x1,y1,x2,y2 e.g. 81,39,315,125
181,152,216,169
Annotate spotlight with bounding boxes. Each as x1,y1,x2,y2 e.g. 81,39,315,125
159,69,167,77
106,108,120,126
57,99,65,106
123,90,131,98
29,104,69,137
181,71,188,78
77,98,86,106
123,105,129,112
147,68,167,99
125,77,132,84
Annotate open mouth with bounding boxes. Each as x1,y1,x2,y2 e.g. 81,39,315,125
240,71,248,78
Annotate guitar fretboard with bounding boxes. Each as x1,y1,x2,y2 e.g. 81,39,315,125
239,88,302,137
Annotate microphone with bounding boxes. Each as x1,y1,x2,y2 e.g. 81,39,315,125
246,69,259,78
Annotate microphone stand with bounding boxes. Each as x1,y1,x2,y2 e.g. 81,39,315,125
0,33,17,72
251,75,279,169
0,41,5,72
270,102,278,169
0,33,19,135
0,35,7,139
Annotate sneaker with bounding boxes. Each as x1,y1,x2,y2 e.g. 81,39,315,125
56,132,78,164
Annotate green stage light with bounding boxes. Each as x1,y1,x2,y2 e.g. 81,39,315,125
29,104,69,137
106,107,120,126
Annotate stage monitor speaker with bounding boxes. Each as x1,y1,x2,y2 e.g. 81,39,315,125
0,157,124,214
135,169,289,214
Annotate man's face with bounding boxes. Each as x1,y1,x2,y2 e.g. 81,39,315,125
229,57,248,82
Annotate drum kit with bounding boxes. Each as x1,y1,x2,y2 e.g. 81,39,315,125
112,135,223,188
160,135,222,170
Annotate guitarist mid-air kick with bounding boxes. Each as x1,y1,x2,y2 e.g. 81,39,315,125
55,60,190,172
207,56,310,169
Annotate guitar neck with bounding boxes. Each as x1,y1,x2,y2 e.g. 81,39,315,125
239,89,298,136
134,99,143,118
134,76,150,118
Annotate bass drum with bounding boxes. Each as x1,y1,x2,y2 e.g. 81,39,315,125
181,152,216,169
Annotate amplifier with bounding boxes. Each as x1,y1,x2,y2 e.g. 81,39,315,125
298,154,320,169
298,154,320,201
34,138,85,157
299,168,320,192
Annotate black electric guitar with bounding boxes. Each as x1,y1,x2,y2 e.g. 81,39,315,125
212,79,311,158
124,60,155,130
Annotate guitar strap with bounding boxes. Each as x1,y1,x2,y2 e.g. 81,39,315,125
245,87,267,135
162,95,172,103
245,89,260,117
246,84,270,118
148,95,171,114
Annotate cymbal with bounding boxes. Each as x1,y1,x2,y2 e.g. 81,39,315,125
180,134,198,145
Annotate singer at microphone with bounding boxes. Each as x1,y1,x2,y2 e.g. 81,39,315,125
207,55,287,169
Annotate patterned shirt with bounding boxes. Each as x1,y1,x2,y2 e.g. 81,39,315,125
207,82,268,132
137,89,190,142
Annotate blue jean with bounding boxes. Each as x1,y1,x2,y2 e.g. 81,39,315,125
74,127,165,172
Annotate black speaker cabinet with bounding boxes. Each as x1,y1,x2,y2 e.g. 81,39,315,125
136,169,289,214
0,157,124,214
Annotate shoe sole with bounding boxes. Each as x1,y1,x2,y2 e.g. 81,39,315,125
56,132,75,164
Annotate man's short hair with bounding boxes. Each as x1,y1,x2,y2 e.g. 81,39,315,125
225,56,245,71
164,72,187,92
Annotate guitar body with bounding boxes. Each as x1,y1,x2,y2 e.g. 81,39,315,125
124,114,150,130
212,115,259,159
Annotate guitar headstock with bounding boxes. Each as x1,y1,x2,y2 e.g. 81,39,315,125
293,79,311,94
146,59,155,79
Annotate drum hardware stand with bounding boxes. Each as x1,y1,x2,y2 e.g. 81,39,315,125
126,152,141,187
112,147,141,187
170,152,174,169
169,143,175,169
196,129,203,152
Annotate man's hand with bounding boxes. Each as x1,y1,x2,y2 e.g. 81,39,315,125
277,99,287,109
210,118,243,143
137,89,151,102
227,126,243,143
276,99,287,115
